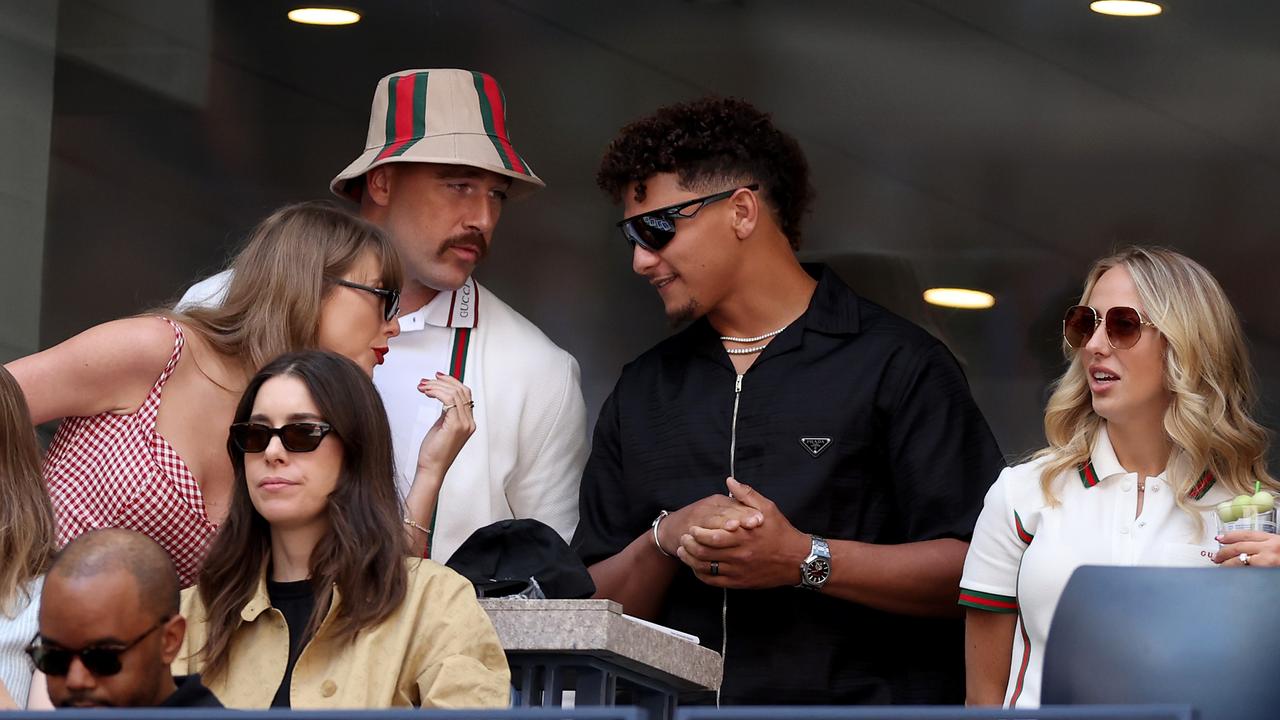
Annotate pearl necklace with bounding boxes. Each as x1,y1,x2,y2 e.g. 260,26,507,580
724,345,767,355
719,326,787,343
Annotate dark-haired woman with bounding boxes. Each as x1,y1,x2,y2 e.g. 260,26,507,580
174,351,507,709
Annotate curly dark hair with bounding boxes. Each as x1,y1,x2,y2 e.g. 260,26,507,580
596,96,813,250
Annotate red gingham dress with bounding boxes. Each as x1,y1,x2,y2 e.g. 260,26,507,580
43,318,217,586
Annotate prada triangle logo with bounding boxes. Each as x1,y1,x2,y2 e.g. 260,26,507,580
800,437,832,457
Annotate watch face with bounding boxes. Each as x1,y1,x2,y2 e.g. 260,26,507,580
804,557,831,585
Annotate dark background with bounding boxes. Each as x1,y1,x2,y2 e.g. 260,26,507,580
7,0,1280,460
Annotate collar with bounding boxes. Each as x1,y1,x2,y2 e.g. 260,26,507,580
396,277,480,332
799,263,862,336
1077,424,1216,499
239,565,273,622
238,565,342,622
1079,424,1128,487
688,263,862,364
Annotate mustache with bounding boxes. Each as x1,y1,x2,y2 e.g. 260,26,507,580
438,233,488,261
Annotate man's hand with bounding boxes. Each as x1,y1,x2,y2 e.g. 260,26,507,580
656,489,764,557
676,477,811,588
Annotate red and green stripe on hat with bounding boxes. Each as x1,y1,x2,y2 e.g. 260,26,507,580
471,71,527,175
375,71,430,161
371,70,529,171
331,68,544,200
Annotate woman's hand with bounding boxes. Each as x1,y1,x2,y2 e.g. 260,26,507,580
402,373,476,557
413,372,477,482
1214,530,1280,567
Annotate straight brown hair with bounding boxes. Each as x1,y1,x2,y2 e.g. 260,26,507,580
0,365,56,616
195,351,409,680
166,201,402,375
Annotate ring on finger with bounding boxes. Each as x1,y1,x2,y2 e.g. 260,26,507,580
442,404,456,412
710,561,719,577
1241,552,1251,566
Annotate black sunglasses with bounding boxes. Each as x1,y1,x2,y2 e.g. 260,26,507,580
332,278,400,322
229,422,335,453
616,184,759,251
1063,305,1157,350
27,617,170,677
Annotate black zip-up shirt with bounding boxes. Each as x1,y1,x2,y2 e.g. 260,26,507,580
573,264,1004,705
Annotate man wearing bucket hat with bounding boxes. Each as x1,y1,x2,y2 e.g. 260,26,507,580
180,69,588,563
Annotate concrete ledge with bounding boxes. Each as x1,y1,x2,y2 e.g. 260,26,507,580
480,599,723,691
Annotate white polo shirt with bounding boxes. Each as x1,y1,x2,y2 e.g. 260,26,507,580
959,424,1229,708
376,277,588,562
377,277,477,499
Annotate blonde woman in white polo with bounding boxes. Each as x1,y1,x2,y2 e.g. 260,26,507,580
960,246,1277,708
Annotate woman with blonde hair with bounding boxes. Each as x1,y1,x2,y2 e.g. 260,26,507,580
0,365,57,709
961,246,1276,708
4,201,412,587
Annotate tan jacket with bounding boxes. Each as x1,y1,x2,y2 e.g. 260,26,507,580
175,559,510,709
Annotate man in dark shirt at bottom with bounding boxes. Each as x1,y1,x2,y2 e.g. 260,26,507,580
573,97,1006,704
32,529,221,708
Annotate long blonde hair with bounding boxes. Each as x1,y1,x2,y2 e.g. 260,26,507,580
165,201,402,374
1035,247,1276,515
0,365,56,616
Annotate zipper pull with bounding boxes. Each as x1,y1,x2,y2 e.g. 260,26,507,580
735,374,743,393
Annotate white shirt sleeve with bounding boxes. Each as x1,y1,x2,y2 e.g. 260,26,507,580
960,466,1032,613
176,269,234,311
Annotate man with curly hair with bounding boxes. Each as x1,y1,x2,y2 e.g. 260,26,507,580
572,97,1004,705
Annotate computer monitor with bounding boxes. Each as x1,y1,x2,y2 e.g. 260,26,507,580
1042,565,1280,720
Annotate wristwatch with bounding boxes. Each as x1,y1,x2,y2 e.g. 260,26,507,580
798,535,831,590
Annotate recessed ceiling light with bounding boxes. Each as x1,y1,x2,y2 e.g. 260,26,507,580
923,288,995,310
288,7,361,26
1090,1,1162,17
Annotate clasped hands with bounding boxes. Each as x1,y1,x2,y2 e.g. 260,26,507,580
656,477,811,589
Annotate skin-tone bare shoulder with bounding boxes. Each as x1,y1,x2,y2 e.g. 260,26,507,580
26,672,52,710
5,317,188,425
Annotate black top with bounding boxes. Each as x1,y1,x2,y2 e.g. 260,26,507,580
572,264,1005,705
267,578,317,708
162,674,223,707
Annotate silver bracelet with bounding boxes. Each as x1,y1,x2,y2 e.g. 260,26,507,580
651,510,673,558
404,517,431,535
